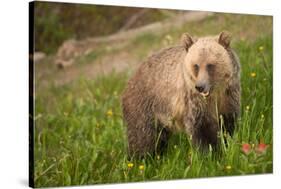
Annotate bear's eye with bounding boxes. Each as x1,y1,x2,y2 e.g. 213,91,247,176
193,64,199,76
206,64,215,72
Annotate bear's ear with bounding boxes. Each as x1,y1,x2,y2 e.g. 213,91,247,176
181,33,194,51
218,31,232,49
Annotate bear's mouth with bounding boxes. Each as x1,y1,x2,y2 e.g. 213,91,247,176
200,91,210,98
199,86,213,98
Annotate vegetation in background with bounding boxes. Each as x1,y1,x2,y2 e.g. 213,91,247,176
34,1,170,54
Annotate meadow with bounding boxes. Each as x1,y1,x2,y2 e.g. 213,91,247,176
34,14,273,187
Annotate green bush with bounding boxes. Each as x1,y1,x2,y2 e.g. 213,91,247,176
34,2,168,54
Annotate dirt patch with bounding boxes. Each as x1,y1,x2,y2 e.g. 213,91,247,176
53,51,137,86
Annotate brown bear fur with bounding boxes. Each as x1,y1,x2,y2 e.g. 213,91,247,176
122,31,240,157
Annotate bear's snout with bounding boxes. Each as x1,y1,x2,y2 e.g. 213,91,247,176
195,83,211,97
195,84,205,93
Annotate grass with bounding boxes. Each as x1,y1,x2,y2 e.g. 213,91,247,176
33,15,273,187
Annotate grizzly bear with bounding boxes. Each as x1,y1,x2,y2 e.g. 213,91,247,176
122,31,240,157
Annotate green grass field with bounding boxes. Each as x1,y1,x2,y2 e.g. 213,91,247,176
34,14,273,187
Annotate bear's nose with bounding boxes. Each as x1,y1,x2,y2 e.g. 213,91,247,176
195,85,205,93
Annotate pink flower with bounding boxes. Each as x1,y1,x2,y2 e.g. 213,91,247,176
256,143,268,154
241,143,251,154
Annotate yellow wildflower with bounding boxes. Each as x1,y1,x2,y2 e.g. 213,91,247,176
139,165,144,170
157,155,160,160
261,114,265,119
127,163,134,168
259,46,264,51
250,72,256,78
246,106,250,111
225,165,232,170
106,109,113,117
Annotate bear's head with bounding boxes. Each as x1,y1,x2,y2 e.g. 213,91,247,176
181,31,234,98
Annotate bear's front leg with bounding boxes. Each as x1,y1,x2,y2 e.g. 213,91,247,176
183,114,219,150
127,117,170,158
